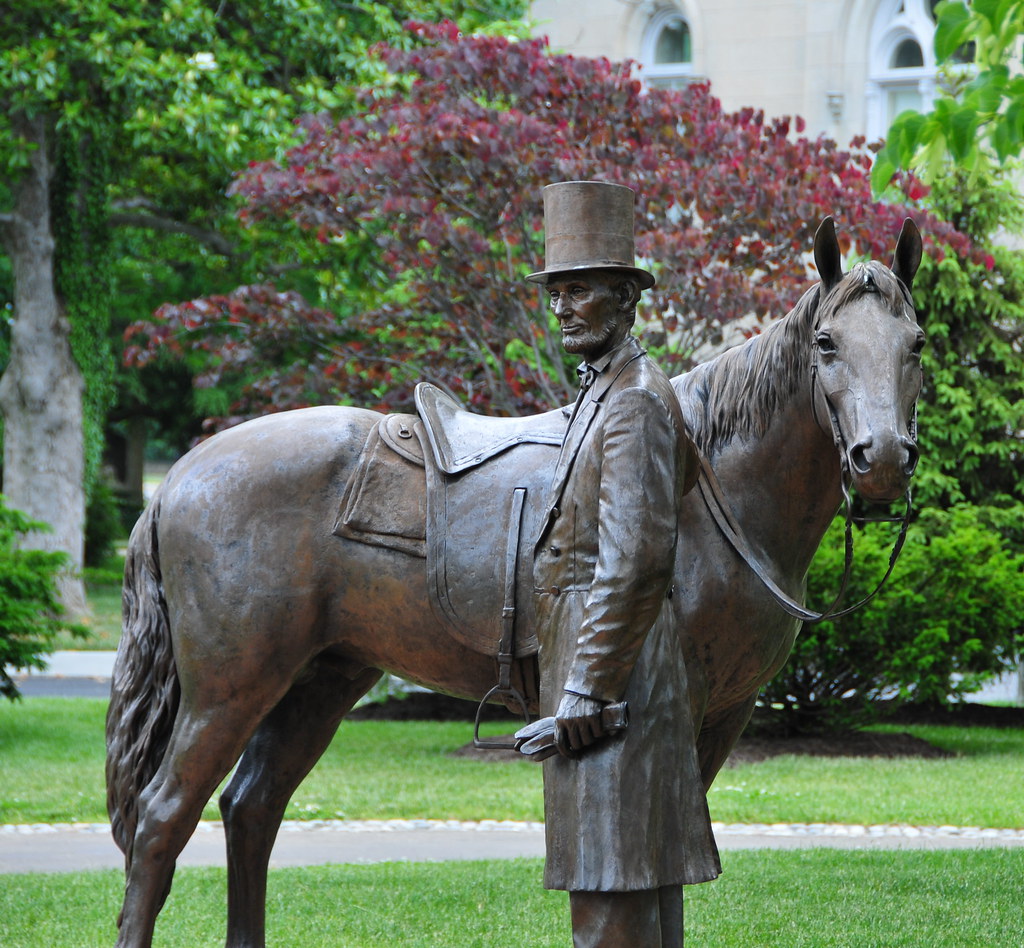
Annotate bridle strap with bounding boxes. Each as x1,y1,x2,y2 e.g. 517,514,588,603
696,452,911,624
695,364,914,625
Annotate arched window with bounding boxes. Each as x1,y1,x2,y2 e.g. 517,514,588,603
866,0,942,140
641,7,693,90
891,38,924,69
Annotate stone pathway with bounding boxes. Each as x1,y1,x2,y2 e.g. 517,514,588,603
3,818,1022,875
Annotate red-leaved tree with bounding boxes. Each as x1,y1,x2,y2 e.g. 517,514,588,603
127,21,972,424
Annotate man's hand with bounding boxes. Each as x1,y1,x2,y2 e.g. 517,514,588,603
554,692,606,756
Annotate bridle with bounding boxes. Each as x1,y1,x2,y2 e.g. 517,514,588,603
696,318,915,625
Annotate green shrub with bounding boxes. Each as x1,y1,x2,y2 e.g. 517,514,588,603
0,497,82,700
759,504,1024,734
84,475,126,566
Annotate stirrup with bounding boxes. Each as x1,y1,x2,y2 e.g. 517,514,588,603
473,683,531,750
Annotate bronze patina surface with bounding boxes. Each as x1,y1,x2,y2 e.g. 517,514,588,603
526,182,717,947
105,199,923,946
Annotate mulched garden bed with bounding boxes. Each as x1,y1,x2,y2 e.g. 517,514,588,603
349,692,1023,764
724,730,951,765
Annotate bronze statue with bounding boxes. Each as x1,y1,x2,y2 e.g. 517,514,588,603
105,207,923,947
522,180,719,946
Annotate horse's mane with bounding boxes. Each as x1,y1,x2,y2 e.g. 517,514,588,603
674,261,911,454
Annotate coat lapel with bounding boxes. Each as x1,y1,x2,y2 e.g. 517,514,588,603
535,339,645,545
548,398,599,501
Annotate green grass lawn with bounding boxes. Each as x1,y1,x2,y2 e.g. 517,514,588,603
53,557,125,651
2,699,1021,946
1,851,1021,947
2,698,1022,829
708,722,1024,828
63,584,122,650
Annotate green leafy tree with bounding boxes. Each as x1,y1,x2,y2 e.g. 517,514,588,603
873,0,1024,189
0,2,525,616
912,172,1024,529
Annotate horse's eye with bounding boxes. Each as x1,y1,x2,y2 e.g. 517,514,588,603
911,333,926,358
815,331,837,356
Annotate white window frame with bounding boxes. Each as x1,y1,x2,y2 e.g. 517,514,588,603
640,5,694,89
865,0,939,140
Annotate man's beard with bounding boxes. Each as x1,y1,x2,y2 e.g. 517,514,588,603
561,317,620,358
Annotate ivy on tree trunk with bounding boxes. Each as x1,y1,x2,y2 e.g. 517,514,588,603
54,122,115,512
0,113,88,619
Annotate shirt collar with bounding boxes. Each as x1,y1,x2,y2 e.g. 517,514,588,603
577,335,638,384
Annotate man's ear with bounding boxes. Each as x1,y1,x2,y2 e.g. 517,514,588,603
617,277,640,310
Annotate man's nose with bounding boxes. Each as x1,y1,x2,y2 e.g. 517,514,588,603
552,294,569,317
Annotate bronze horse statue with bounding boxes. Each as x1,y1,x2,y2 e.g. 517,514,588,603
106,218,924,946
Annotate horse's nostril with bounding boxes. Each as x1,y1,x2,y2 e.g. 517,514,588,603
903,440,920,477
849,442,871,475
850,438,919,481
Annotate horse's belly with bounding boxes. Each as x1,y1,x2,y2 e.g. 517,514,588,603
321,541,509,703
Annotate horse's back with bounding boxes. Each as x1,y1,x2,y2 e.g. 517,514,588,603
148,407,381,665
157,405,379,509
154,403,380,556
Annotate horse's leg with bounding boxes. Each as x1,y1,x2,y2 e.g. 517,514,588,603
220,657,382,948
116,688,290,948
696,693,758,790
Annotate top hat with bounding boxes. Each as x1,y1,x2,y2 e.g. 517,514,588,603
526,180,655,289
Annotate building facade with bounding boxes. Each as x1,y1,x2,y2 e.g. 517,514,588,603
530,0,950,143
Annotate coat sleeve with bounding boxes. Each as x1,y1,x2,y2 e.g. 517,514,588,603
562,385,681,703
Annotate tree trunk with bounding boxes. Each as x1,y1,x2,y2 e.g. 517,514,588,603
124,415,146,512
0,113,88,619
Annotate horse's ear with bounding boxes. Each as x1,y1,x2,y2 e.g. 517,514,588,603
892,217,923,292
813,217,843,297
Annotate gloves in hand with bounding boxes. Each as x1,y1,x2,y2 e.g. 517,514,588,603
513,717,560,761
513,699,628,761
554,692,606,755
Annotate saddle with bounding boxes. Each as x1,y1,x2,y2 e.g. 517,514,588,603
334,383,567,661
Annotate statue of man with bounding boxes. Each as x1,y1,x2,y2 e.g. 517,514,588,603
525,181,720,947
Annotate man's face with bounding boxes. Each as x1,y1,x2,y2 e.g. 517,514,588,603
547,272,630,362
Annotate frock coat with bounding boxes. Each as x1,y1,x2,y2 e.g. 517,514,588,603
533,336,721,892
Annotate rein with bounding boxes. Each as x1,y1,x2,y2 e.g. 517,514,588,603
695,362,914,625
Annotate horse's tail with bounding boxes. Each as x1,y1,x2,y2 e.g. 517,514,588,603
105,495,180,861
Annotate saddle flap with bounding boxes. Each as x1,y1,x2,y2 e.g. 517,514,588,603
415,382,567,474
424,437,554,659
333,414,426,557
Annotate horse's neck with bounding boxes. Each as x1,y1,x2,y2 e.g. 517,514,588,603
709,391,843,580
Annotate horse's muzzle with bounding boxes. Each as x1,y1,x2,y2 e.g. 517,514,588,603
848,435,919,501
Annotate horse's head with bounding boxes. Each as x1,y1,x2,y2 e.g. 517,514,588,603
811,217,925,503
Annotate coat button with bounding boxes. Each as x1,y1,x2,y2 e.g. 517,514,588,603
550,506,560,520
549,545,562,557
548,585,561,596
